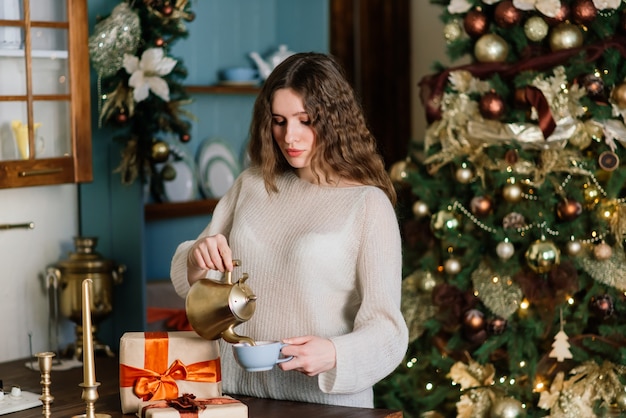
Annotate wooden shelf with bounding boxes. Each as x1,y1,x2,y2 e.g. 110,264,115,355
186,84,261,95
144,199,219,221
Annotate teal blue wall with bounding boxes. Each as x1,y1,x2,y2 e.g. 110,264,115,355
80,0,329,351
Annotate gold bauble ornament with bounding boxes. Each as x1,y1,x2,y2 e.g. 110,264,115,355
583,184,600,207
412,201,430,218
525,239,560,273
524,16,549,42
151,140,170,163
615,391,626,410
474,33,509,63
161,163,177,181
430,210,460,238
611,82,626,108
502,180,523,203
490,396,526,418
444,20,463,43
406,270,439,293
549,23,584,51
389,159,413,183
583,119,604,141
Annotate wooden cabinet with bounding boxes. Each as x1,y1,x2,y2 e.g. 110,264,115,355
0,0,91,188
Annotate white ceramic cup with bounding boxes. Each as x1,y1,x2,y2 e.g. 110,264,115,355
232,340,293,372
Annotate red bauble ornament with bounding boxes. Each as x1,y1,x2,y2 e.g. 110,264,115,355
494,1,522,28
556,198,582,221
162,2,174,16
479,92,505,120
544,3,570,26
180,133,191,143
115,111,128,124
154,37,165,47
504,149,519,165
572,0,597,25
464,9,489,38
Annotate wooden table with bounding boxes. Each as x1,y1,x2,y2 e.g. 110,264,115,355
0,356,402,417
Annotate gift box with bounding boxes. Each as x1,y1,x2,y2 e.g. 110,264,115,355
120,331,222,414
136,394,248,418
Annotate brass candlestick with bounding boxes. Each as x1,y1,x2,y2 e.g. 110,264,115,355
36,351,55,418
72,279,111,418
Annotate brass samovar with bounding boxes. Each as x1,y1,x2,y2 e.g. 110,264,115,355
47,236,125,358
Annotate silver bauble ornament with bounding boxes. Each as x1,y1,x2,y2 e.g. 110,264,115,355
474,33,509,62
89,3,142,78
565,239,583,256
594,242,612,260
444,258,462,275
412,201,430,218
455,166,474,184
549,23,584,51
490,397,526,418
524,16,549,42
496,240,515,260
616,391,626,410
444,20,463,43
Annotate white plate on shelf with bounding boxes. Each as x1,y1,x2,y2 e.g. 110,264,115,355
158,150,198,203
203,156,237,198
197,138,240,197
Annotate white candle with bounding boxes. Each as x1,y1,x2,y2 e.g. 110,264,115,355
82,278,96,386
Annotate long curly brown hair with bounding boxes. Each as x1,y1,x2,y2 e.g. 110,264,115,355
247,52,397,206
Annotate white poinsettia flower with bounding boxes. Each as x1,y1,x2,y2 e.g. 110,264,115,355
447,0,473,14
592,0,621,9
513,0,561,17
123,48,177,102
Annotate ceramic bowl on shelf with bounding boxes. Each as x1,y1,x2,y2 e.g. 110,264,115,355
220,67,258,81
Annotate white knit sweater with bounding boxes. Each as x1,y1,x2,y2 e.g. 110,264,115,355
170,168,408,408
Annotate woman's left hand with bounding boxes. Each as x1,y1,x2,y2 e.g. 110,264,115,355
278,335,336,376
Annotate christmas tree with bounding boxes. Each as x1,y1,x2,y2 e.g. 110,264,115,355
377,1,626,417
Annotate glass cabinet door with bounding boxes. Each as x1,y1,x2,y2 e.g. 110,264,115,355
0,0,91,188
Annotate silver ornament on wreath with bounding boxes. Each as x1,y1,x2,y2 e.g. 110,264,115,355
490,396,526,418
89,3,142,78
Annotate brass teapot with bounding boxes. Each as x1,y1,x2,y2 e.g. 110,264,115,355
185,259,257,345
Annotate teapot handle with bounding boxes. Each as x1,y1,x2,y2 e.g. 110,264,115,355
224,259,241,284
221,324,255,346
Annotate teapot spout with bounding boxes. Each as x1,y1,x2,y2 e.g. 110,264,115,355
222,325,256,346
249,51,272,80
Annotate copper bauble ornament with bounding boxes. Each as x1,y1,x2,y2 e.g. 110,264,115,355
525,239,560,273
475,33,509,62
495,1,522,28
464,9,489,37
490,397,526,418
593,242,612,260
612,82,626,108
544,3,570,26
479,91,506,119
556,198,582,221
524,16,549,42
455,165,474,183
151,140,170,163
565,239,583,256
549,23,584,51
115,110,129,124
155,37,165,47
412,200,430,218
463,309,485,331
487,317,508,335
591,294,614,318
180,133,191,143
444,258,462,275
471,196,493,217
572,0,597,25
581,73,605,98
496,240,515,260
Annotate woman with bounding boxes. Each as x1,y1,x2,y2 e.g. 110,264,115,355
170,52,408,408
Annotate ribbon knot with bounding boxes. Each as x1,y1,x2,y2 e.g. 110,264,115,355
134,359,188,400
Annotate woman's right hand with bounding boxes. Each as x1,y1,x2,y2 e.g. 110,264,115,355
187,234,233,283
